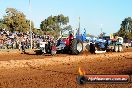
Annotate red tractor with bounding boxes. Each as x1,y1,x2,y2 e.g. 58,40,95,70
35,32,83,55
56,33,83,55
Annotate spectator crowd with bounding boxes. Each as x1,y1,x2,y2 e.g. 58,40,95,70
0,29,45,50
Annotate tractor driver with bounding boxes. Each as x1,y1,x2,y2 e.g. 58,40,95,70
68,31,74,47
68,31,74,40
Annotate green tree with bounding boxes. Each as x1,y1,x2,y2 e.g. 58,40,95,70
62,25,72,32
33,28,43,35
118,17,132,39
0,19,7,31
3,8,34,32
57,14,69,26
40,14,70,38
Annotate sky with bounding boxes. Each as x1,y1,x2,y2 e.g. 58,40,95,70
0,0,132,36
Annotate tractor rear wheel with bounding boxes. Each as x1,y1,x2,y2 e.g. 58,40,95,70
70,38,83,55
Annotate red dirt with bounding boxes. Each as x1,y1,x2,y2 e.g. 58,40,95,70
0,48,132,88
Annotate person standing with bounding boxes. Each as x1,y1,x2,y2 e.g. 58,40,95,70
20,35,26,53
89,42,95,54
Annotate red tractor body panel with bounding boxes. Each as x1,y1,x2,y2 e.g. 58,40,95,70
62,34,74,46
62,38,70,46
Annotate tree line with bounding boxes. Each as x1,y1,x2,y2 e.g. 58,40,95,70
0,8,132,40
0,8,72,38
116,17,132,40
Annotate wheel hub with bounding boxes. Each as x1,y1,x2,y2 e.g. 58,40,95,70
77,43,83,52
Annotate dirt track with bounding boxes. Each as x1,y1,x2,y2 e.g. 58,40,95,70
0,48,132,88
